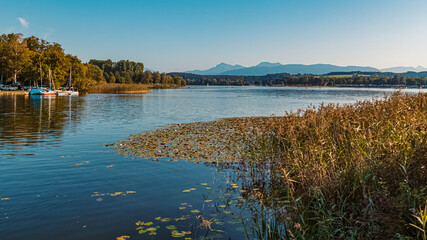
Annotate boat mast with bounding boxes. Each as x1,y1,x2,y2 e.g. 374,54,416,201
69,67,72,89
39,64,42,87
48,69,51,89
48,69,55,90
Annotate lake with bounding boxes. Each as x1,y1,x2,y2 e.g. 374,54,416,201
0,86,424,239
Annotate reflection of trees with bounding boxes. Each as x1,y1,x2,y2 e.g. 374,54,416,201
0,95,84,151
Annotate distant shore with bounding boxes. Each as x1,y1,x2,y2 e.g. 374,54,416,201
0,83,184,95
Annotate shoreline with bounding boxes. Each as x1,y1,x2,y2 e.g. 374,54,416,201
0,91,29,95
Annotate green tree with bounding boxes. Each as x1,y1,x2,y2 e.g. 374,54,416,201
108,72,116,83
0,33,30,83
40,43,68,87
86,64,105,82
153,71,161,84
114,71,121,83
142,70,153,84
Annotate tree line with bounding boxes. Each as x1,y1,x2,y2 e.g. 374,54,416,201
0,33,185,90
89,59,185,86
171,72,427,87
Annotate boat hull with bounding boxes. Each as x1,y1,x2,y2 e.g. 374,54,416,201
56,90,79,96
40,92,57,96
28,88,45,95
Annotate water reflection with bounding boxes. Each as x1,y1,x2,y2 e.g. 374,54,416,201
0,95,85,154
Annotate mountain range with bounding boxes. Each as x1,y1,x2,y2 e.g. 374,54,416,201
186,62,427,76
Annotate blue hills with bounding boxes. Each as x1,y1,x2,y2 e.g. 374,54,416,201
186,62,427,76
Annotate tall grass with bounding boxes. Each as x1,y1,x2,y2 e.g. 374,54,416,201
87,83,151,94
242,92,427,239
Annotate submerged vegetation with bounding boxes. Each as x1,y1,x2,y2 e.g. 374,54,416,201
116,92,427,239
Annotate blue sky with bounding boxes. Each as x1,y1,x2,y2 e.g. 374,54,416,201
2,0,427,72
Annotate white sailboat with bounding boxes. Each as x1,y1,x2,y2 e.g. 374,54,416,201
57,67,79,96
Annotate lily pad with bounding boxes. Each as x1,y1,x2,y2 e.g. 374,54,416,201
190,209,200,214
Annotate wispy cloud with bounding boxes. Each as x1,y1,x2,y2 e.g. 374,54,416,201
42,32,50,39
17,17,29,28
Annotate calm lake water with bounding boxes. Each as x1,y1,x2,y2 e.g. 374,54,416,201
0,86,425,239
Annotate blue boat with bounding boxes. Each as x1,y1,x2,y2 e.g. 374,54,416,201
28,87,46,95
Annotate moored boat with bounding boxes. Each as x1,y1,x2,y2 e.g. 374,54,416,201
40,89,57,96
57,67,79,96
28,87,46,95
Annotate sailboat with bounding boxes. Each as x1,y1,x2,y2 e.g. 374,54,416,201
57,67,79,96
29,65,48,95
40,69,57,96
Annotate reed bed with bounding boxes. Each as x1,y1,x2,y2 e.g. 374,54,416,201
115,92,427,239
0,90,28,95
87,83,151,94
245,92,427,239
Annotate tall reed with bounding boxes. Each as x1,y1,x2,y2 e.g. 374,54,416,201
87,83,150,94
243,92,427,239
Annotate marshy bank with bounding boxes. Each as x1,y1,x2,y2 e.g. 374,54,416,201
86,83,183,94
0,90,28,95
116,92,427,239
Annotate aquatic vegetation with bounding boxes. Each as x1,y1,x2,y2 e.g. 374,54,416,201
171,230,191,238
196,215,214,230
166,225,177,230
242,93,427,239
114,116,276,162
409,200,427,240
74,161,89,166
174,215,190,222
182,188,197,193
116,235,130,240
87,83,150,94
136,221,153,226
90,190,136,200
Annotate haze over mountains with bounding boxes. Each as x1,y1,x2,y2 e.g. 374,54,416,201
186,62,427,76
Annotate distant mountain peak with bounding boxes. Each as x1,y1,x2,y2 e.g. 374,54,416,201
185,62,245,75
256,62,282,67
380,66,427,73
185,62,427,76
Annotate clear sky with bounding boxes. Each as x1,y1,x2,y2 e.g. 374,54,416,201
1,0,427,72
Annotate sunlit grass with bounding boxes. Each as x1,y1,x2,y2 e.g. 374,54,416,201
87,83,150,94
